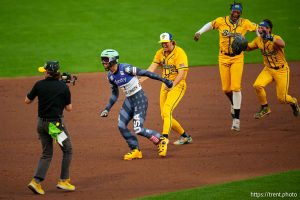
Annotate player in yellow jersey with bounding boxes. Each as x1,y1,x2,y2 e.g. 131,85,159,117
194,2,257,132
247,19,299,118
140,32,192,145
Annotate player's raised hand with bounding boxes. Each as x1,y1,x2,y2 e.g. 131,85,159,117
194,33,201,41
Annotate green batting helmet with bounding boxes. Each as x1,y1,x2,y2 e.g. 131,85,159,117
101,49,119,66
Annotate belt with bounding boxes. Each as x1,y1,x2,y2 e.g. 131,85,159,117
269,65,284,70
39,117,61,122
221,51,236,57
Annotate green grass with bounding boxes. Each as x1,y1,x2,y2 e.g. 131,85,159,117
136,170,300,200
0,0,300,77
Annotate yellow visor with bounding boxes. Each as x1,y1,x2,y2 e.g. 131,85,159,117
159,39,171,43
38,66,46,72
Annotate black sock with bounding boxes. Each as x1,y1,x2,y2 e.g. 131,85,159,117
182,132,190,138
262,104,268,108
225,92,233,105
163,134,168,138
234,109,240,119
34,177,42,183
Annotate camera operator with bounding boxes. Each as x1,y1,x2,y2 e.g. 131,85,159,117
25,61,75,195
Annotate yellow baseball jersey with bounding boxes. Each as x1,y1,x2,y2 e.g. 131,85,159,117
152,46,188,81
212,16,257,55
248,35,287,68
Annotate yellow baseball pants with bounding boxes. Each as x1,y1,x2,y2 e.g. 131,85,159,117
160,80,186,135
253,66,296,105
219,54,244,92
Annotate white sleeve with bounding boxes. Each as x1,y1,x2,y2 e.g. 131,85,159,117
195,22,213,35
256,28,260,36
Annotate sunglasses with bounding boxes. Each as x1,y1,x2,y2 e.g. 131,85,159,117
101,57,110,63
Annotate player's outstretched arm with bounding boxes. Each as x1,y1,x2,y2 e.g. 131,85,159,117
194,22,212,41
246,38,259,52
138,69,173,88
125,65,172,88
100,84,119,117
139,63,158,83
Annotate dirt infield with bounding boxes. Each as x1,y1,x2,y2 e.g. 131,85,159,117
1,62,300,200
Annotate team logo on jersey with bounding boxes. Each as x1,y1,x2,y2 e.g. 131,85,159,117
222,30,241,37
222,30,230,36
114,77,126,85
222,30,242,37
109,75,114,81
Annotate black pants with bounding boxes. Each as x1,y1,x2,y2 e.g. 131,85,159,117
33,118,72,181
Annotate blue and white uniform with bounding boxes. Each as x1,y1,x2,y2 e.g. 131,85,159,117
104,63,171,150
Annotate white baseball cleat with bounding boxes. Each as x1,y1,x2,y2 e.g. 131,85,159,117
231,118,240,132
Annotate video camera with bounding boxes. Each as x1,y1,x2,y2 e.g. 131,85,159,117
61,72,78,86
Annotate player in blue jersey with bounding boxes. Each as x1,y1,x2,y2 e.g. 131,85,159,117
99,49,172,160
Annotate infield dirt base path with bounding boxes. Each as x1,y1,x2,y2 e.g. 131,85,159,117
1,62,300,200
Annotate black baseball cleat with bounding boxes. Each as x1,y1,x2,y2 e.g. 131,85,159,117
291,98,300,117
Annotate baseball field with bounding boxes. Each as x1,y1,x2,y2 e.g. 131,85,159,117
1,0,300,199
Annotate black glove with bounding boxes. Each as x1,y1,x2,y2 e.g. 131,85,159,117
164,79,173,88
231,35,248,55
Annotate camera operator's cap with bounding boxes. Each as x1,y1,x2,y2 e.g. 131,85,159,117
38,61,60,72
159,32,173,43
